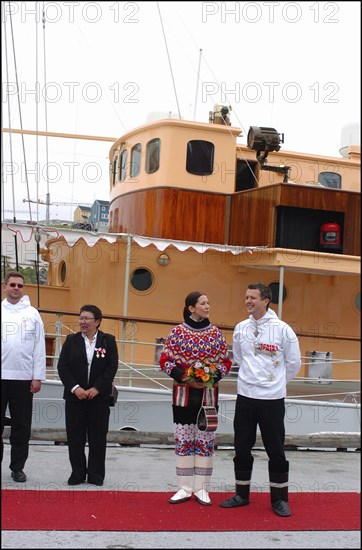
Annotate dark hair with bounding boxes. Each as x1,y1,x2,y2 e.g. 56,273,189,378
183,291,206,321
4,271,25,284
80,304,102,322
247,282,272,310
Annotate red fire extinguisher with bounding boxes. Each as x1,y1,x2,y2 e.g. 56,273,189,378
319,221,341,250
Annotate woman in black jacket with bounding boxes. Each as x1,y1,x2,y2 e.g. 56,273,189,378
57,304,118,486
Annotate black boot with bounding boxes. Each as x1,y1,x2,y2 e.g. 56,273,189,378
269,463,291,517
220,470,251,508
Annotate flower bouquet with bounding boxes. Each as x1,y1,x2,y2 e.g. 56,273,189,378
183,359,218,389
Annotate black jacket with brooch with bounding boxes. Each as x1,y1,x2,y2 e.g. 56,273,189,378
57,330,118,402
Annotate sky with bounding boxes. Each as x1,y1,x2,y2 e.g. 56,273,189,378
1,1,361,222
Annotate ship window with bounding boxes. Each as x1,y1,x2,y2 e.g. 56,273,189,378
235,159,258,191
318,172,341,189
130,143,141,178
111,157,117,187
119,150,128,182
186,140,214,175
146,138,160,174
354,291,360,313
130,268,154,291
112,208,119,229
268,282,287,304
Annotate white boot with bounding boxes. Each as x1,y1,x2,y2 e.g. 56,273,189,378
194,455,213,506
169,487,192,503
169,455,194,504
194,488,211,506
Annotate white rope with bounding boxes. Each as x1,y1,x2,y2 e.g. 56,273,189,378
156,2,182,120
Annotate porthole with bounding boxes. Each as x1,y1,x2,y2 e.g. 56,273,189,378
268,282,287,304
53,260,67,286
60,260,66,284
318,172,341,189
130,268,154,292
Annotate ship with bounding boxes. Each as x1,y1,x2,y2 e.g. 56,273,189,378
2,106,360,441
1,3,360,441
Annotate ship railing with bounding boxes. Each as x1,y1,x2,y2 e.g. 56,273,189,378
44,357,362,404
42,312,360,403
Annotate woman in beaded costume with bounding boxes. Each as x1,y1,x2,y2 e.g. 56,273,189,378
159,291,232,506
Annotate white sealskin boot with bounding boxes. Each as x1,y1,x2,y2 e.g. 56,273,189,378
169,455,194,504
193,455,213,506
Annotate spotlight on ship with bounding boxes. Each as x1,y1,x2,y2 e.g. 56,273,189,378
247,126,290,182
247,126,284,153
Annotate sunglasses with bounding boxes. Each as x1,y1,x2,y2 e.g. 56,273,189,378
8,283,24,289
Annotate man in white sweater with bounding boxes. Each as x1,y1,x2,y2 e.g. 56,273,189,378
220,282,301,517
1,271,46,482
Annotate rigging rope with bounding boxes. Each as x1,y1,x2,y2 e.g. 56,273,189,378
156,2,181,120
41,2,50,223
7,1,33,225
2,14,17,224
193,48,202,121
35,3,39,222
3,2,19,268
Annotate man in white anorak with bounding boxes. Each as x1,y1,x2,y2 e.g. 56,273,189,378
1,271,46,483
220,282,301,517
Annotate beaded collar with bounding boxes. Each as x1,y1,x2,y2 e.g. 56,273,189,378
184,316,211,330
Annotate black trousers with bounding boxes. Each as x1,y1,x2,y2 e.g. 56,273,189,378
1,380,33,471
233,394,288,472
65,400,110,483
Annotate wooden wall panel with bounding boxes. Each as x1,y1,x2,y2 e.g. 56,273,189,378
343,193,361,256
229,184,360,255
229,186,281,246
110,188,228,244
109,184,360,256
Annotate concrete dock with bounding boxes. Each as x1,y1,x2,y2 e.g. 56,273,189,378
1,441,360,549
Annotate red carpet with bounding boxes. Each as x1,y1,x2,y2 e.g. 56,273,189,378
2,490,360,531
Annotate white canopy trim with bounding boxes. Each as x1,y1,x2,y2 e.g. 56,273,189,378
4,222,267,255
